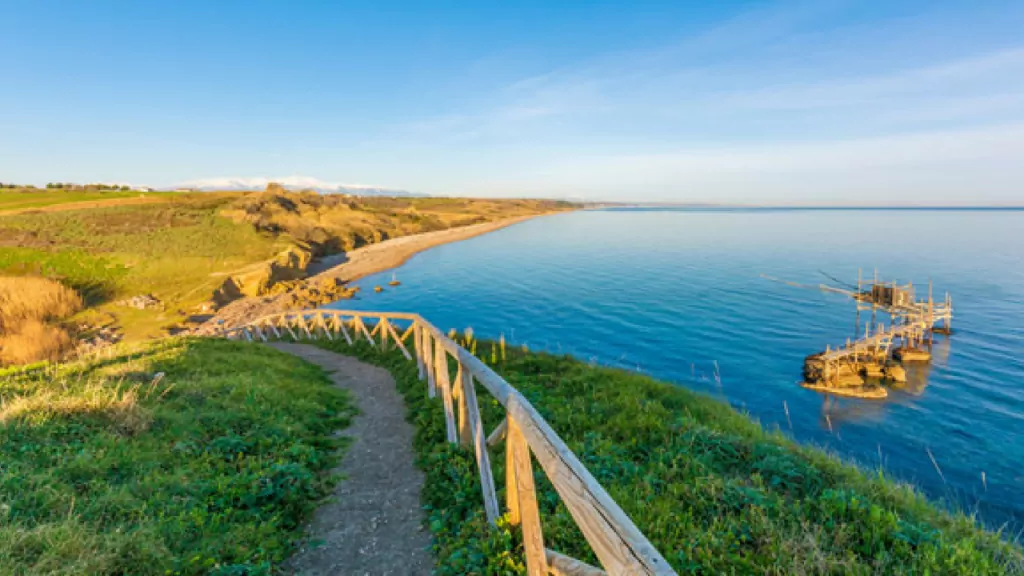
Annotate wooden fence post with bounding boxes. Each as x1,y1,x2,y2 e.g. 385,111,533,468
424,330,436,398
415,322,426,380
435,344,457,444
455,363,471,445
461,366,499,524
508,416,548,575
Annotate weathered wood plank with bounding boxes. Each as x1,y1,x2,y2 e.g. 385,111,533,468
318,313,334,341
509,416,548,575
487,417,508,447
354,316,376,347
508,396,675,575
335,315,354,345
435,345,457,443
284,318,299,341
462,368,500,524
379,318,390,350
506,428,520,525
415,322,426,380
297,314,314,340
455,363,471,445
546,549,607,576
423,330,436,398
385,320,412,360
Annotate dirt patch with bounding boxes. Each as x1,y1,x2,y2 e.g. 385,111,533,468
269,343,432,575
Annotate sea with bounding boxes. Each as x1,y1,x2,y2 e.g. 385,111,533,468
327,207,1024,530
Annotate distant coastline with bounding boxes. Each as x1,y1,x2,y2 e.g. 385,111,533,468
595,204,1024,211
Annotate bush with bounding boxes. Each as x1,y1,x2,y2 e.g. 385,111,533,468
0,276,83,366
0,276,83,331
0,319,74,366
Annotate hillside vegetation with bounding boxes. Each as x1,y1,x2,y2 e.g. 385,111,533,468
0,190,568,354
0,277,83,366
316,336,1024,575
0,338,352,575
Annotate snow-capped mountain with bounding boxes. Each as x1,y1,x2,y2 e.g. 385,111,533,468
172,176,425,197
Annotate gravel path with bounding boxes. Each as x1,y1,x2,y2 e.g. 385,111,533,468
270,343,433,576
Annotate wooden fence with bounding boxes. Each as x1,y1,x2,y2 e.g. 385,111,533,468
218,309,677,576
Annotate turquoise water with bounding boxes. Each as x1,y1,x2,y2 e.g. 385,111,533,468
329,208,1024,529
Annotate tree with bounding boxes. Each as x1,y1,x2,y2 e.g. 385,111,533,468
266,182,286,194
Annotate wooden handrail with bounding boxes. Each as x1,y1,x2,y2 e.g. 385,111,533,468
216,309,677,576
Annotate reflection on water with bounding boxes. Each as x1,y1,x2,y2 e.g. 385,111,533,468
331,208,1024,529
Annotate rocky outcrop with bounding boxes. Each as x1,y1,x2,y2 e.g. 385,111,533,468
212,245,313,306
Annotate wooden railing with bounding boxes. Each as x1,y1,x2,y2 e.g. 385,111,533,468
218,309,676,576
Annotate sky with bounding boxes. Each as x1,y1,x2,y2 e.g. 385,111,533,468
2,0,1023,204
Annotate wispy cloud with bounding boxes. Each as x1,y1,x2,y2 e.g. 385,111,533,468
365,2,1024,202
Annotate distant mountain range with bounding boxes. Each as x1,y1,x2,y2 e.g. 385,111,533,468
170,176,426,197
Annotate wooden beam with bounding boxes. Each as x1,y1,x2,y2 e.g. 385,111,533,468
414,322,426,380
284,317,299,341
435,345,457,443
455,363,471,445
379,317,390,350
318,313,334,341
354,316,376,347
400,323,415,343
546,549,607,576
385,320,412,360
487,417,508,447
298,314,314,340
335,315,354,345
508,416,548,575
423,330,436,398
508,395,675,575
462,368,500,524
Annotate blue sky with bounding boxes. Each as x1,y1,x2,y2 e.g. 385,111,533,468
2,1,1023,204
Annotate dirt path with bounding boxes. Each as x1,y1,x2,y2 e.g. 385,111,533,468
269,343,433,576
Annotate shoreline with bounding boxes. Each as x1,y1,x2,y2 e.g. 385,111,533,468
197,212,558,332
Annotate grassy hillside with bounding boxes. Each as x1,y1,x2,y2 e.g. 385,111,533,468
0,194,288,342
0,338,353,575
316,337,1023,575
0,189,159,212
0,191,569,350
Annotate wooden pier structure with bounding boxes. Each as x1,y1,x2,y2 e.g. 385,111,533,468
801,270,953,399
217,309,676,576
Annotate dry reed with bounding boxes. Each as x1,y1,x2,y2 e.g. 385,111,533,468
0,276,83,366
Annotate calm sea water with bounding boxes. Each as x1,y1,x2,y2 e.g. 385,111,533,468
329,208,1024,529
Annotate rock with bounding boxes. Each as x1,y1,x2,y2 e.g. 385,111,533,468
116,294,162,310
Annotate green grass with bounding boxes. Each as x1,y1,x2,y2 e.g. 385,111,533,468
0,190,149,211
0,200,288,340
315,336,1024,575
0,338,353,575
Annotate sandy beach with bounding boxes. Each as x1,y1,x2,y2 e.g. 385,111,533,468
197,213,549,331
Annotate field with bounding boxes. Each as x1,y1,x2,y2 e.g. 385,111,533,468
0,194,288,342
0,338,353,575
0,191,569,346
0,190,163,213
316,336,1024,575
